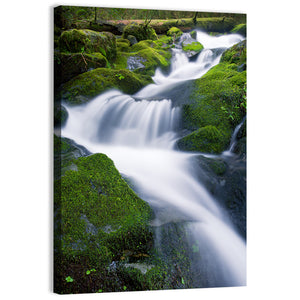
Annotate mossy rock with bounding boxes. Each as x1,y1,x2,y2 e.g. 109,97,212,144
115,40,172,76
195,17,236,33
166,27,183,40
54,153,153,284
231,23,246,37
53,134,90,180
58,29,117,61
59,68,153,104
117,38,130,46
177,125,228,154
220,40,246,70
182,63,246,129
190,30,197,39
54,51,108,87
122,23,158,42
196,155,227,176
153,35,173,49
116,41,130,52
161,19,194,32
127,34,138,45
178,41,247,154
182,41,204,58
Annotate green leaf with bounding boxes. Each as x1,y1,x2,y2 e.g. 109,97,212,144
181,277,185,285
65,276,74,283
86,268,96,275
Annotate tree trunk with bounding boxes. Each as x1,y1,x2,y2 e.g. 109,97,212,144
193,12,198,25
94,7,97,23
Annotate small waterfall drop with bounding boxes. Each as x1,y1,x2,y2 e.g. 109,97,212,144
61,31,246,288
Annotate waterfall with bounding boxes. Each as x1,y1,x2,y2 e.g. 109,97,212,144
61,31,246,288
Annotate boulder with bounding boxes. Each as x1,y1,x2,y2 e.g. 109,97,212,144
177,41,247,154
182,41,204,58
177,125,228,154
220,40,247,71
54,152,153,294
166,27,183,40
58,68,153,105
122,23,157,42
115,40,172,76
54,51,107,87
127,35,138,45
58,29,117,61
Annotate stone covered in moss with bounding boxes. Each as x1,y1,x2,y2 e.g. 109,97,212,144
177,125,227,154
182,41,204,58
53,134,91,179
116,40,130,52
152,35,173,49
190,30,197,39
220,40,246,70
59,68,153,104
166,27,183,40
195,17,236,33
177,41,247,154
115,39,172,76
122,23,157,42
54,51,108,86
54,153,154,293
58,29,117,61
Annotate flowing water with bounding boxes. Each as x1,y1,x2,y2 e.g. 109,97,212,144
61,31,246,288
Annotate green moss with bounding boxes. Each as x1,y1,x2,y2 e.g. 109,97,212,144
53,134,90,180
153,35,173,49
116,41,130,52
58,29,116,61
122,23,157,42
190,30,197,39
130,40,153,52
177,125,229,154
231,23,246,36
220,40,246,67
195,17,236,33
182,41,203,53
198,155,227,176
117,38,130,46
54,153,153,265
137,48,172,73
114,52,129,70
59,68,153,104
54,52,108,86
115,40,172,76
178,40,247,154
152,17,236,34
166,27,183,39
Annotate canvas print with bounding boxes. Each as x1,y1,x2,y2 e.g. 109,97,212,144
54,5,246,294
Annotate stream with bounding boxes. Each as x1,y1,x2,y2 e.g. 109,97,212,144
61,30,246,288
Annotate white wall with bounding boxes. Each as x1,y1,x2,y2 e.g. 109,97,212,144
1,0,300,299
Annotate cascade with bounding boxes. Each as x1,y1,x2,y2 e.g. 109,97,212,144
61,30,246,287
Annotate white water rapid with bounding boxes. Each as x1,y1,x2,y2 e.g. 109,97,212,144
61,31,246,287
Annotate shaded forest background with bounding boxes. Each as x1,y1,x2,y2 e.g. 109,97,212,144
54,6,246,30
